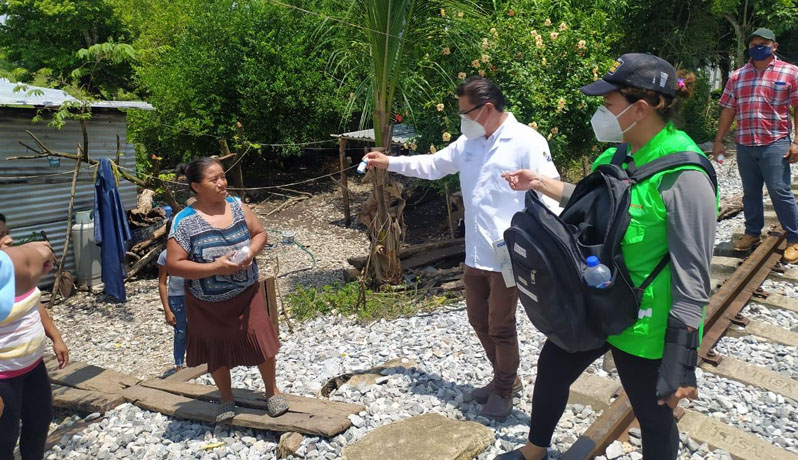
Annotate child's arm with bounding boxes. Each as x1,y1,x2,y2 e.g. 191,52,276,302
158,265,176,326
39,304,68,369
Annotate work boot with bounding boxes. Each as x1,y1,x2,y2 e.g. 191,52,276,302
733,234,762,251
480,391,513,421
784,243,798,264
466,378,524,404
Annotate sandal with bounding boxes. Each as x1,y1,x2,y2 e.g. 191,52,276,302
215,401,236,423
265,396,289,417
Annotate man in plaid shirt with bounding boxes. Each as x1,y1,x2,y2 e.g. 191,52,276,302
714,28,798,263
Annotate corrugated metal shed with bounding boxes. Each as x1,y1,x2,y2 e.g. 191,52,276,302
332,124,416,145
0,108,140,287
0,78,154,110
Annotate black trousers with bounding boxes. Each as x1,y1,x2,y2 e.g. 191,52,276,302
529,340,679,460
0,360,53,460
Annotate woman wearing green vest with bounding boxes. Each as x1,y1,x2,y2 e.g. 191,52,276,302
497,54,717,460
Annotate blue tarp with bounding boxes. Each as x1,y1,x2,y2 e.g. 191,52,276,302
94,158,131,302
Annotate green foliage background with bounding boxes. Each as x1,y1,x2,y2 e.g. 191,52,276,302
0,0,795,180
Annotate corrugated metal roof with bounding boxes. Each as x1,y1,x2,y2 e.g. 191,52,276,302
1,110,139,287
0,78,154,110
333,124,416,145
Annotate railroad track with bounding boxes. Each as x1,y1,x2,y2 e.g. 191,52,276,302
559,229,798,460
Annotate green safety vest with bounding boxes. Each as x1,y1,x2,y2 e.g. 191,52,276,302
591,123,718,359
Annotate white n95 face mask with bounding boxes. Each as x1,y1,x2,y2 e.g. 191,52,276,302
590,104,637,143
460,106,487,139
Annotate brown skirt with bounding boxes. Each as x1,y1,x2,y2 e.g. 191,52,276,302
184,282,280,373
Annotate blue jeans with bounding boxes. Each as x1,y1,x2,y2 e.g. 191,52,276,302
737,138,798,243
168,296,187,366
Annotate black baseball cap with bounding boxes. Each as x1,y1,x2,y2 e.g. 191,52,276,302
747,27,776,43
581,53,677,97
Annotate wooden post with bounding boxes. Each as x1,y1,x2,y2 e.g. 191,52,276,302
444,183,455,240
51,152,82,305
233,122,247,201
259,276,279,336
338,138,351,227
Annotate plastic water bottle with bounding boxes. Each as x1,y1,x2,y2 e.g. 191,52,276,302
357,159,369,174
584,256,612,288
229,246,251,265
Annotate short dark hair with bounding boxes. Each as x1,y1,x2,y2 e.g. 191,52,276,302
456,76,506,112
0,213,5,223
184,157,222,194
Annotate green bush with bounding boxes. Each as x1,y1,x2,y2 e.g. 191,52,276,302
680,70,719,144
285,281,452,322
395,1,621,192
128,0,347,167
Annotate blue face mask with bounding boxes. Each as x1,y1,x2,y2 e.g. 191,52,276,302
749,44,773,61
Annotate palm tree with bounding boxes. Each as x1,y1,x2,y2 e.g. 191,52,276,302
324,0,478,284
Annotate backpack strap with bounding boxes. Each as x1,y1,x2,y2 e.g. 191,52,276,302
629,152,718,193
638,253,671,291
610,143,629,166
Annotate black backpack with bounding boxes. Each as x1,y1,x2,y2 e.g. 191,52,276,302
503,145,717,352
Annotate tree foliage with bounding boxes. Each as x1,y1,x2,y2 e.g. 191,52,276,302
127,0,347,168
0,0,134,95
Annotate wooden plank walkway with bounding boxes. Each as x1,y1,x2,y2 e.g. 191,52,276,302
124,384,362,437
46,356,362,437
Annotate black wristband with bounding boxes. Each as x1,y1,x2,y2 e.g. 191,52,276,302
656,317,699,401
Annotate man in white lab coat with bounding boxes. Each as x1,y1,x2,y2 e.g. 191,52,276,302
365,77,561,420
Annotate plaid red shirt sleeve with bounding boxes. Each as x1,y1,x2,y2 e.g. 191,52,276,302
719,72,737,108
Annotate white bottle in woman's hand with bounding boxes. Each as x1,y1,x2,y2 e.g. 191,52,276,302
229,246,251,265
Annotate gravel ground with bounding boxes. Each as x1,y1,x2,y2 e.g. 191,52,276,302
714,335,798,380
743,301,798,331
686,368,798,453
252,181,371,293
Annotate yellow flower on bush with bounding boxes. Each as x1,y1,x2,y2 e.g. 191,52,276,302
528,121,538,130
490,28,497,35
436,103,445,112
535,37,544,49
411,143,417,151
556,98,566,113
542,57,547,66
547,133,553,140
443,47,451,55
550,32,559,40
430,145,437,154
544,18,552,26
442,132,452,142
482,39,490,50
577,40,587,50
550,127,559,135
472,59,481,68
481,54,491,63
592,66,599,81
478,69,486,77
559,22,568,31
457,11,464,18
440,8,446,17
530,29,539,38
458,72,467,79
